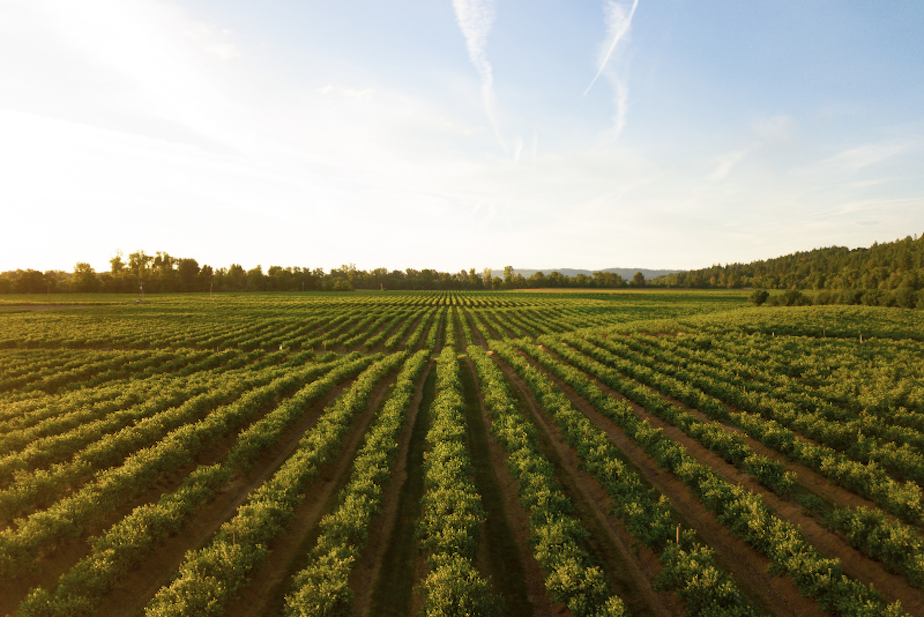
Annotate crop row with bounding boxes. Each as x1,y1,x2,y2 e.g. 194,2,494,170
530,338,907,616
141,351,405,616
0,354,352,578
283,348,431,615
630,334,924,466
0,353,319,521
415,345,497,615
571,334,924,527
489,342,761,617
468,345,628,616
15,352,376,617
528,337,924,590
0,349,257,453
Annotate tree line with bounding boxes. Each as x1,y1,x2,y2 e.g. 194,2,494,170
0,251,638,294
652,234,924,292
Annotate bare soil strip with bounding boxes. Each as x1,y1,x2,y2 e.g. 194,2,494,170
349,360,432,617
492,355,681,617
222,370,401,617
394,311,428,351
368,367,436,617
432,310,446,353
505,352,824,617
464,356,564,617
468,309,505,342
587,365,924,612
662,389,914,525
0,373,342,615
91,378,358,617
459,358,534,616
463,310,490,348
488,312,522,340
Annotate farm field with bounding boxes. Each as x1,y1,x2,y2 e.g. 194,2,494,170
1,290,923,617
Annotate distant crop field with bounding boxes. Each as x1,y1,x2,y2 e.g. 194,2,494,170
1,291,922,617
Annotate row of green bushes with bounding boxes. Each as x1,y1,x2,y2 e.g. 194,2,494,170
15,354,374,617
469,345,627,617
753,287,924,309
416,346,498,615
579,334,924,527
283,349,430,616
586,334,924,588
0,355,340,579
554,336,907,614
491,341,759,617
0,351,312,521
142,352,403,616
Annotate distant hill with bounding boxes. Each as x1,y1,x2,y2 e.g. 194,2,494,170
491,268,681,281
650,234,924,290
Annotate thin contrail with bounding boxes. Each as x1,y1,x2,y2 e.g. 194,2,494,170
452,0,506,150
584,0,639,96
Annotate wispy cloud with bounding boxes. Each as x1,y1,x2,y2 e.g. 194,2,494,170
586,0,639,138
452,0,505,150
819,141,914,174
317,85,375,99
710,147,752,181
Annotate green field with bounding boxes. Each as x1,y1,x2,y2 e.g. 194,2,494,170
1,290,923,617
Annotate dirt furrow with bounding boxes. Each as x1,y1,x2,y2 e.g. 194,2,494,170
91,378,357,617
507,352,823,617
463,309,490,348
368,365,436,617
222,370,401,617
491,354,682,617
464,356,564,617
577,364,924,613
0,371,340,615
350,359,432,617
460,358,535,616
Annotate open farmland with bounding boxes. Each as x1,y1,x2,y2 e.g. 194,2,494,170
1,291,923,617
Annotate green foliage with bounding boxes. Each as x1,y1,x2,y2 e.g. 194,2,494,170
749,289,769,306
284,350,429,616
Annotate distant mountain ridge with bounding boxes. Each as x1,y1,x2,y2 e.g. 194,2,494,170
491,268,681,281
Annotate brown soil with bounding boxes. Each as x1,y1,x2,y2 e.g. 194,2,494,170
483,312,518,340
432,310,446,353
0,373,339,615
508,351,825,617
491,355,681,617
221,372,400,617
605,378,924,612
469,309,505,342
394,311,428,352
464,356,565,617
92,378,359,617
350,360,432,617
461,309,490,349
627,386,924,611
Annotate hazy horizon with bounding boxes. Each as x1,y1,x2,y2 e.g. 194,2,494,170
2,1,922,274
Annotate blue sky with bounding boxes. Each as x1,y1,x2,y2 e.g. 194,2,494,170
1,1,922,274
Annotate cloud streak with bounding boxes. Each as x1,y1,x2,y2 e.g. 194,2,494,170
586,0,639,138
452,0,505,150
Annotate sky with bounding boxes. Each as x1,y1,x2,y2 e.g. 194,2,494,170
1,0,923,274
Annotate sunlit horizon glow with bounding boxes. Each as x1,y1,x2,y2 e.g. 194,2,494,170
2,1,922,275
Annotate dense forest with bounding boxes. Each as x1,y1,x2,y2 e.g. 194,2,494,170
0,251,634,294
652,234,924,291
